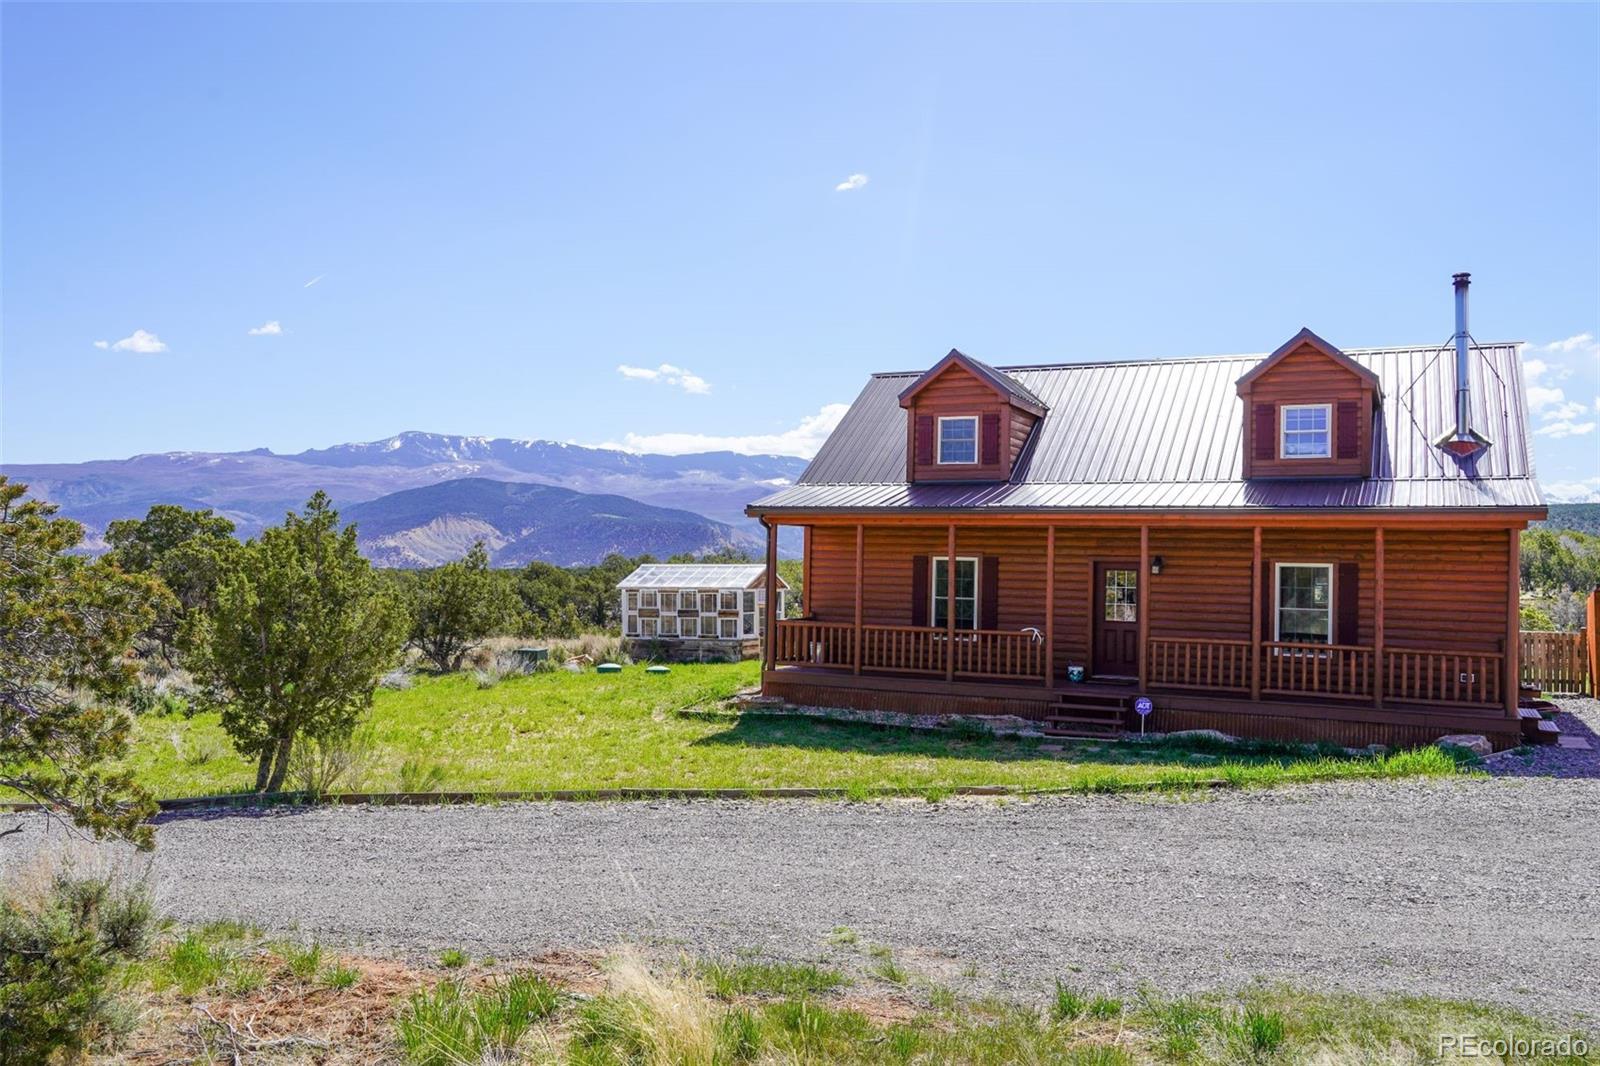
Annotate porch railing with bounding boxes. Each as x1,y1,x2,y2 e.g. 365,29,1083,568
1261,641,1374,700
774,623,1507,707
773,621,1046,681
1147,638,1251,692
772,620,856,669
859,624,944,675
1143,638,1504,707
1385,648,1502,706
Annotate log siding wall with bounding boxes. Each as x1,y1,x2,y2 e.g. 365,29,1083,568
1240,343,1375,479
903,364,1036,482
805,523,1515,676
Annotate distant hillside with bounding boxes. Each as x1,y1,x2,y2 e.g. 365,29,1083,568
344,477,761,568
1536,503,1600,536
1,430,806,550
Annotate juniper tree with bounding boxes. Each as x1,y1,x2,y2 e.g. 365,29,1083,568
104,504,238,664
406,542,523,672
0,477,161,846
185,492,405,793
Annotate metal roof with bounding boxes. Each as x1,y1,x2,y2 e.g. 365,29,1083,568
617,563,786,590
751,342,1544,515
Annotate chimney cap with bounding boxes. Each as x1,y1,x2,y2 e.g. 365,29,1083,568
1452,272,1471,287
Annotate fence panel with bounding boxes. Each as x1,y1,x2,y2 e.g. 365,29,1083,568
1520,630,1591,695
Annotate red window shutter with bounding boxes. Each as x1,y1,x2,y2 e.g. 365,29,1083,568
910,554,930,627
1253,403,1277,461
980,556,1000,630
1336,563,1360,646
980,413,1001,466
915,416,935,464
1336,400,1359,460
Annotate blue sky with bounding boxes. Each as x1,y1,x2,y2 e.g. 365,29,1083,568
3,3,1596,494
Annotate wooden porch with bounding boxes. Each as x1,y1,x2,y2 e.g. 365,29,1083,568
755,517,1526,744
771,621,1507,710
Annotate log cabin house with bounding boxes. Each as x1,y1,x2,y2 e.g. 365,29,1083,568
748,274,1548,750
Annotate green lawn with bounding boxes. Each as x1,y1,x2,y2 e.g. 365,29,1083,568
122,662,1470,799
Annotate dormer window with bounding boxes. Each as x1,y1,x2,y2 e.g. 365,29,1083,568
1280,404,1332,459
937,416,978,464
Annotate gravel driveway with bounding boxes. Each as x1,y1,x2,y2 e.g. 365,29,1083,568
11,775,1597,1026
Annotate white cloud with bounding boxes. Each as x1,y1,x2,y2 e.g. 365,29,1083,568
303,274,325,288
599,402,849,458
92,340,109,349
1546,401,1590,422
1521,356,1549,382
1534,419,1596,439
1543,476,1600,502
107,329,167,354
1527,384,1565,410
247,320,283,336
1533,332,1597,356
615,362,711,395
834,173,869,192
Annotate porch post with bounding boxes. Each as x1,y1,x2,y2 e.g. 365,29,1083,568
1373,526,1385,709
1044,525,1056,688
1137,525,1150,691
945,521,957,682
763,519,779,671
853,523,864,675
1250,525,1262,701
802,526,814,615
1506,527,1521,717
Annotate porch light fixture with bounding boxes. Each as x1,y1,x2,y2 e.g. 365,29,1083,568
1150,556,1164,575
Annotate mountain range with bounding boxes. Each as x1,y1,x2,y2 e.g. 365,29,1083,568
2,431,805,564
345,477,760,567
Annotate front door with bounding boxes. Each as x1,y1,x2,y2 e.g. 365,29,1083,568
1092,562,1139,678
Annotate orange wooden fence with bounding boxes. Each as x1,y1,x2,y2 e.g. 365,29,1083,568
1520,629,1592,695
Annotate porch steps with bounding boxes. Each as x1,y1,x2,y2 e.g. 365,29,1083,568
1039,693,1128,739
1518,704,1562,746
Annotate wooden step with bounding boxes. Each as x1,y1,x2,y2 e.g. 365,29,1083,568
1039,724,1123,739
1531,719,1561,745
1518,706,1543,721
1043,713,1124,727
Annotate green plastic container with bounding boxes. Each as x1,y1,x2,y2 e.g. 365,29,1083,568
596,662,623,674
645,665,670,675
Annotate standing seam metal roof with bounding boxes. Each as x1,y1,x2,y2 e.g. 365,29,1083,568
750,343,1543,513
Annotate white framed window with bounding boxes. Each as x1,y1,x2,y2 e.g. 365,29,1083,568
660,590,677,611
699,591,718,613
660,615,678,637
640,590,658,609
931,556,979,630
742,590,756,613
720,617,738,638
625,612,639,636
626,590,639,609
1274,563,1332,644
720,590,738,611
937,416,978,464
677,591,697,615
1102,568,1138,623
641,616,657,637
1280,404,1332,459
700,615,719,638
742,609,756,635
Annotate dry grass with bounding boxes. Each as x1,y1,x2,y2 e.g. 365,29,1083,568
75,924,1594,1065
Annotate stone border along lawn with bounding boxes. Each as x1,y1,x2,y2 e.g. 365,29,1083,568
108,662,1475,802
